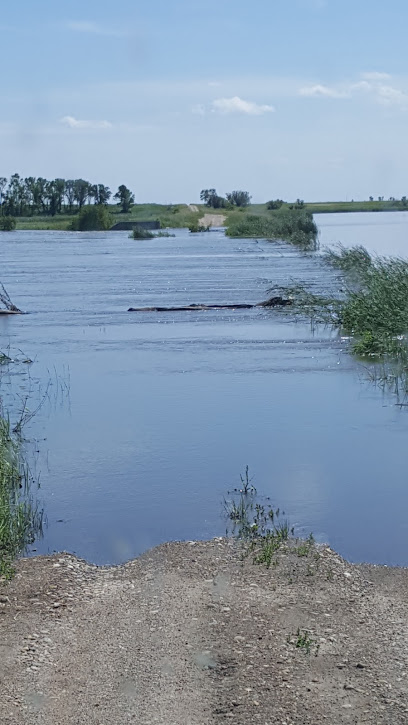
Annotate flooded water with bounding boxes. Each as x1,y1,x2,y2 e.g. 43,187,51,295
316,210,408,257
1,215,408,567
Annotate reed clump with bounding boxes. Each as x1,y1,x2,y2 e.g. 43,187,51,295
225,207,318,250
285,245,408,393
0,415,43,579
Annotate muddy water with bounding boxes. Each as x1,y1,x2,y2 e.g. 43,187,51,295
1,220,408,566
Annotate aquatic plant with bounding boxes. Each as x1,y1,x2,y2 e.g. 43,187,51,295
224,468,294,568
225,207,318,250
188,222,211,233
282,246,408,396
323,244,372,278
0,415,43,579
131,228,155,240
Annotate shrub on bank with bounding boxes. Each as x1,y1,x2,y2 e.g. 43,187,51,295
0,216,16,231
71,206,112,231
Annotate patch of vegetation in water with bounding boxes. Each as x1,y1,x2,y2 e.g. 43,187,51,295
131,228,176,240
131,228,155,240
282,245,408,397
0,414,43,580
224,467,295,568
323,244,372,278
225,207,319,250
188,222,210,233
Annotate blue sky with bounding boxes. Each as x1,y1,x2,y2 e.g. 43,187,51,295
1,0,408,202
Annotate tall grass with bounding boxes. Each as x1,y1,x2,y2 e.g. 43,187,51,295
225,208,319,250
284,245,408,395
323,244,372,278
0,415,43,579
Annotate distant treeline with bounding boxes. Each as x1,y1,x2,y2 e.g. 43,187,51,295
0,174,135,217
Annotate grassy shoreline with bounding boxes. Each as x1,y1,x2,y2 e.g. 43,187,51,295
12,199,408,231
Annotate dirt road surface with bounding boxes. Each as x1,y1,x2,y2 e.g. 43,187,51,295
1,539,408,724
199,213,226,228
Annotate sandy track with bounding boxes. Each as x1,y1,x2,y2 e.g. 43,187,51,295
187,205,226,227
1,540,408,724
199,213,226,228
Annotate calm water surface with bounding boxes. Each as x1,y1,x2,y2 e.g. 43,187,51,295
1,214,408,566
316,210,408,256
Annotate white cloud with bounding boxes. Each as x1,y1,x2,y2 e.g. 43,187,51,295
212,96,275,115
60,116,112,130
299,84,349,98
66,21,127,37
299,73,408,107
375,85,408,106
361,72,391,81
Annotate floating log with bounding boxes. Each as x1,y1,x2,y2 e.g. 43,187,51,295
128,296,291,312
257,296,292,308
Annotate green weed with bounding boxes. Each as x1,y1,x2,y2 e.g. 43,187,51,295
288,628,319,655
0,415,43,579
224,469,296,568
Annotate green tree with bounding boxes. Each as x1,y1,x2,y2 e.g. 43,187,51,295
267,199,284,210
226,190,252,207
65,180,76,213
0,178,7,212
114,185,135,213
94,184,111,205
73,179,90,210
200,189,227,208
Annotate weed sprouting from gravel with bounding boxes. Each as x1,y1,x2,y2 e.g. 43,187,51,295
288,628,319,656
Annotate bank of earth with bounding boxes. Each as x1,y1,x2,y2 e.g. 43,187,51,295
1,539,408,724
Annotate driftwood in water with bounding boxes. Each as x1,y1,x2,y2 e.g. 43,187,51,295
0,283,22,314
128,296,292,313
257,296,292,308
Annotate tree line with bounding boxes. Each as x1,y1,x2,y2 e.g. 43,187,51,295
200,189,252,209
0,174,135,217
